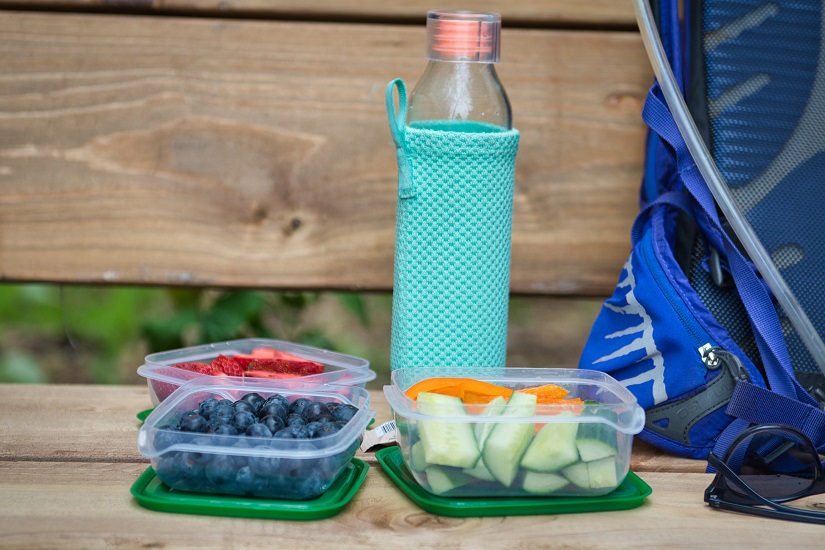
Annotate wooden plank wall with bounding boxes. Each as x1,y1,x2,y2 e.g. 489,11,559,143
0,2,652,296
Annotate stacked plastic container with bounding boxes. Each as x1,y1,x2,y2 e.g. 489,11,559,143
137,338,376,406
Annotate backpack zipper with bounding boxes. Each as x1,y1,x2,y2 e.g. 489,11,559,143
639,229,706,345
699,344,750,382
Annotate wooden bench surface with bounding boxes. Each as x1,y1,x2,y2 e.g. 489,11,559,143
2,383,824,549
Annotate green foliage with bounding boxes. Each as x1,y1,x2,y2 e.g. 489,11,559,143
139,289,367,354
0,351,47,383
0,283,375,384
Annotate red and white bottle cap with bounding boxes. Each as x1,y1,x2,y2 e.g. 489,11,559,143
426,11,501,63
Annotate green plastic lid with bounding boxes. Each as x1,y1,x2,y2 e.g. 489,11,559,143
375,447,651,517
130,458,369,521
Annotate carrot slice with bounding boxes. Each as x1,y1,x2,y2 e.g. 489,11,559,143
404,377,513,401
536,397,585,411
462,391,507,405
533,397,586,432
519,383,569,400
425,385,465,399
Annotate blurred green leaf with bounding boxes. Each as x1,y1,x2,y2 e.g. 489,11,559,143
295,329,338,352
334,292,370,327
0,351,47,383
142,306,198,352
200,291,267,343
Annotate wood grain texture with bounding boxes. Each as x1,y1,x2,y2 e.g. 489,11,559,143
0,1,637,27
2,462,823,549
0,384,705,474
0,11,651,295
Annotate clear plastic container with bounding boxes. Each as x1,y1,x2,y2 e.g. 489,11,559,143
137,338,375,406
384,368,645,498
137,377,374,500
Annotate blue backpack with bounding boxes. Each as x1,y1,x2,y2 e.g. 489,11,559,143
580,0,825,461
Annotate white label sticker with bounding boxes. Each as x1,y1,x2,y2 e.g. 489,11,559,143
360,420,397,452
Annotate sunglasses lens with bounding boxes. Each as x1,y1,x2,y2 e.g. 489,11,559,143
725,428,817,500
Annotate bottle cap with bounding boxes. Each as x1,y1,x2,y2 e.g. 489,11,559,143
426,11,501,63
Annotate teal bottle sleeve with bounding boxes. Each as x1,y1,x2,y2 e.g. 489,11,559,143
386,79,520,371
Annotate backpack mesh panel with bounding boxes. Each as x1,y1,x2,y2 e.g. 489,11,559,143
703,0,825,393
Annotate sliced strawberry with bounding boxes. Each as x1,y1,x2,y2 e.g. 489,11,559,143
229,355,255,369
245,370,302,379
172,362,213,375
246,358,324,376
250,348,278,359
273,350,317,362
211,354,247,377
247,347,318,363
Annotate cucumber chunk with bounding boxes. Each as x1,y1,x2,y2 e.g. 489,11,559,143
416,392,480,469
463,458,496,482
410,440,427,472
481,391,537,487
472,395,508,449
520,411,579,472
425,466,473,495
576,438,617,462
562,458,619,489
522,471,569,495
586,456,619,489
575,415,618,462
561,461,590,489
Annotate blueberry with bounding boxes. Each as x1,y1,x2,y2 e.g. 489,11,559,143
260,415,285,434
245,422,273,438
248,450,282,476
198,398,221,418
273,429,295,439
176,451,208,480
154,426,182,449
233,400,256,414
288,424,310,439
258,402,288,421
231,410,258,432
206,422,238,436
286,414,306,427
303,401,328,422
280,456,306,477
153,453,180,481
294,474,325,499
229,440,250,467
240,392,265,412
210,403,236,423
181,448,211,466
234,465,268,495
288,398,313,417
204,454,239,486
312,422,342,438
316,454,343,477
263,394,289,410
314,414,334,424
304,421,325,438
331,405,359,424
179,414,208,433
325,402,340,413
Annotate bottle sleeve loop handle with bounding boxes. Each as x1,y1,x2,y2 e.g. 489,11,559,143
386,78,415,198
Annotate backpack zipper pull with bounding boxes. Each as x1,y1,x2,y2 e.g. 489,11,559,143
699,344,750,382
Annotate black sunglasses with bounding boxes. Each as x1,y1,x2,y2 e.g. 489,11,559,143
705,424,825,524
